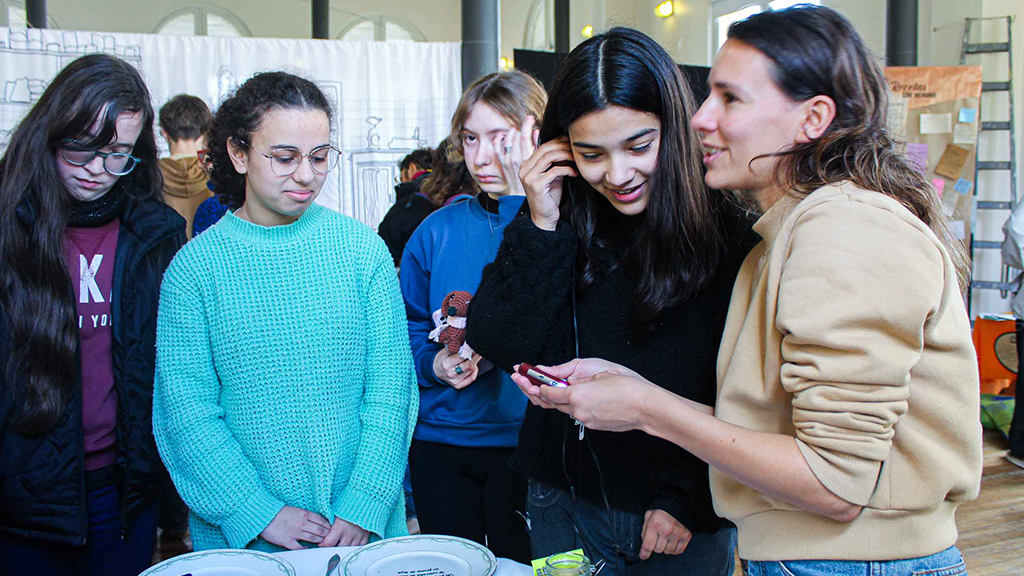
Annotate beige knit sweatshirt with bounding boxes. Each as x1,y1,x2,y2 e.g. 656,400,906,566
712,183,983,561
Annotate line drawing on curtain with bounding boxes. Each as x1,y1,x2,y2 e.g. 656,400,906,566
0,27,461,229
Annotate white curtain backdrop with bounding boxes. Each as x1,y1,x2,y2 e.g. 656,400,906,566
0,27,463,228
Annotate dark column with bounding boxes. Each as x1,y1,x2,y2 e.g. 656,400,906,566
462,0,500,89
313,0,329,39
26,0,46,29
554,0,569,53
886,0,918,66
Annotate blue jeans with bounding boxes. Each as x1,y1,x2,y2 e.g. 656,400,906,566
0,481,158,576
526,479,737,576
743,546,967,576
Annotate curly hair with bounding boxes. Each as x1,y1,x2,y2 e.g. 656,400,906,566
420,138,478,207
729,6,970,290
207,72,333,210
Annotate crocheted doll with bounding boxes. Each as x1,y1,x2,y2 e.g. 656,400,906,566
429,290,475,359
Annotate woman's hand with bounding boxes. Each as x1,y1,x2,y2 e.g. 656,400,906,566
518,135,578,231
433,349,483,389
260,506,332,550
320,516,370,547
510,360,657,432
497,115,538,199
640,509,692,559
509,358,646,413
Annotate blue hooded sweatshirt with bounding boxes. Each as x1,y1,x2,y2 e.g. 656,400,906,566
400,194,527,447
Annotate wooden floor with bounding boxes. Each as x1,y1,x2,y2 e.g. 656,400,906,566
956,429,1024,575
155,430,1024,574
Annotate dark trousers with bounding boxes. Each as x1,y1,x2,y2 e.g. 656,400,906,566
526,479,737,576
0,482,158,576
1012,320,1024,456
409,439,531,564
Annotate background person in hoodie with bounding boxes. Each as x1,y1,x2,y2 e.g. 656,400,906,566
399,70,546,564
378,147,434,267
158,94,213,238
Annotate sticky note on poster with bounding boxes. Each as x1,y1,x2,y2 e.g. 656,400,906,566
934,144,970,180
906,143,928,173
953,178,973,195
953,123,976,145
958,108,977,123
920,113,952,134
931,177,946,196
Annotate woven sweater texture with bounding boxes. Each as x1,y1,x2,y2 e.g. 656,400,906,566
153,203,417,552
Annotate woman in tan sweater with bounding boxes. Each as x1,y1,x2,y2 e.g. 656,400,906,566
510,5,983,575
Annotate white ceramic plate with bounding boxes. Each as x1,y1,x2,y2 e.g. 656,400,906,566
140,549,296,576
341,535,496,576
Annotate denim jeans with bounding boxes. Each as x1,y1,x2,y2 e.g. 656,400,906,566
526,479,737,576
743,546,967,576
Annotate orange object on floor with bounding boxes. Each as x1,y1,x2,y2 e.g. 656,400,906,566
972,317,1017,396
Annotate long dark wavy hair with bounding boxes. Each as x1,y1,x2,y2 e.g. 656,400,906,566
729,6,970,289
0,54,162,435
421,138,479,207
207,72,334,210
541,27,724,324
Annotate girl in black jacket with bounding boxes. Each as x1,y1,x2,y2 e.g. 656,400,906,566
0,54,185,576
466,28,754,576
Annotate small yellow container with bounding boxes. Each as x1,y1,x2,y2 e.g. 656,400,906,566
541,552,592,576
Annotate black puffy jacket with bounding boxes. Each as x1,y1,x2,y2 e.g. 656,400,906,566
0,194,185,545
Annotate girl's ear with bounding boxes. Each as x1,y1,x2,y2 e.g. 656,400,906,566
226,137,248,174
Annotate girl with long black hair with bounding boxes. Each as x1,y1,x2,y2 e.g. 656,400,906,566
0,54,185,576
466,28,753,575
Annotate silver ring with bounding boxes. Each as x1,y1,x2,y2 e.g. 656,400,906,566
503,146,513,154
454,365,464,375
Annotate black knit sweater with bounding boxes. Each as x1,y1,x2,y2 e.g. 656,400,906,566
466,199,755,533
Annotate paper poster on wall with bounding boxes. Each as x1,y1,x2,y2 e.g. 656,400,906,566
884,65,982,244
906,143,929,173
953,123,976,145
921,113,952,134
935,144,970,180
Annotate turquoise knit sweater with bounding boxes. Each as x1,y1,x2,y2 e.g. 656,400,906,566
153,203,417,552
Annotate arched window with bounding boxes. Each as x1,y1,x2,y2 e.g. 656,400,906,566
0,0,58,28
154,6,251,37
337,15,426,42
523,0,555,52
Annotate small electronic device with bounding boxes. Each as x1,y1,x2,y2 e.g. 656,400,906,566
517,363,570,388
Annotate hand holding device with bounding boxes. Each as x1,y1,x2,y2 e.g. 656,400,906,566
517,363,570,388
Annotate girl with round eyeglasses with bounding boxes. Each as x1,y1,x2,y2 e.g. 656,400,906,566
0,53,186,576
153,71,416,552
